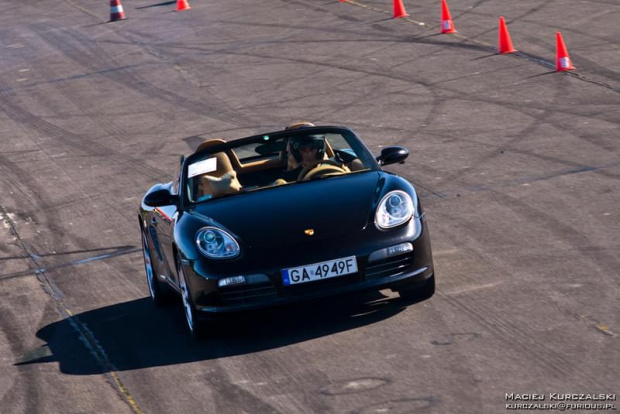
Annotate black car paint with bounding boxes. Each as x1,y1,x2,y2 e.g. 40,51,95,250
192,172,380,250
139,126,434,326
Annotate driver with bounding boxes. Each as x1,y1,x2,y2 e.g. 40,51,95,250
282,134,334,182
281,134,326,181
275,122,349,184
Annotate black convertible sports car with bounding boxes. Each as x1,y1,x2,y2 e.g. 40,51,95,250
139,125,434,337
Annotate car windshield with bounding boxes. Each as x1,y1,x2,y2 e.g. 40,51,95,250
185,128,378,204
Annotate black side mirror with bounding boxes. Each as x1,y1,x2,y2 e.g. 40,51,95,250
376,146,409,166
144,188,178,207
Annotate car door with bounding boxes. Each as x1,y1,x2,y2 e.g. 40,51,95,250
153,156,184,286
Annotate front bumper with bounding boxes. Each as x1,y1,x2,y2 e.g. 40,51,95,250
182,216,434,317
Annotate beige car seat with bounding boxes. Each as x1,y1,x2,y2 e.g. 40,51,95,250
194,139,242,199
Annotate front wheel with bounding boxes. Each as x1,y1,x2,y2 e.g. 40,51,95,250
177,258,208,339
141,232,172,307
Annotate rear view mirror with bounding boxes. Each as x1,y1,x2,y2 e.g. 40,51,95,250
376,146,409,166
144,188,178,207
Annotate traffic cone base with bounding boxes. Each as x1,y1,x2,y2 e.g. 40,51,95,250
498,16,516,54
110,0,126,21
441,0,457,34
393,0,409,19
556,32,575,71
176,0,191,12
442,20,456,33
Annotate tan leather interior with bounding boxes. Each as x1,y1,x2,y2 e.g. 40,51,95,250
192,136,358,197
195,138,227,153
195,140,243,198
237,157,285,173
197,152,242,198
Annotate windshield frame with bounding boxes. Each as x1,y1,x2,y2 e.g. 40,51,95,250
181,126,381,206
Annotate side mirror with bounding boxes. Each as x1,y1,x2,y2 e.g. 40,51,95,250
376,146,409,166
144,188,178,207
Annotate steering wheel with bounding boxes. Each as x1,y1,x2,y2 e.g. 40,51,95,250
298,160,349,181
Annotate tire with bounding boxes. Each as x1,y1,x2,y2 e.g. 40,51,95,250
177,258,208,339
398,274,435,301
141,232,172,307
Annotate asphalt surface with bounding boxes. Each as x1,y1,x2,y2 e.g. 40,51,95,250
1,0,619,413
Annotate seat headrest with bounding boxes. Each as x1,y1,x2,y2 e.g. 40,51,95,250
195,138,227,154
198,151,242,198
210,152,234,177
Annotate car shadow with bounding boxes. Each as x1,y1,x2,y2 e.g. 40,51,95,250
23,291,420,375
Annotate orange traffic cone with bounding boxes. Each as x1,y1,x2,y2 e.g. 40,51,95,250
176,0,191,12
441,0,456,34
109,0,126,21
498,16,516,54
393,0,409,19
556,32,575,71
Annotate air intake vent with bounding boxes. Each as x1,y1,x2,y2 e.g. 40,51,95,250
220,283,278,305
366,255,413,280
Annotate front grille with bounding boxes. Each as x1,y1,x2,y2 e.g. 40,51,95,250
220,283,279,305
365,255,413,280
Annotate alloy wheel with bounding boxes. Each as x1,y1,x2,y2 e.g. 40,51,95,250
178,266,195,333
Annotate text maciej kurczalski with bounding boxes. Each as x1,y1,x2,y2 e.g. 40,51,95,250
506,393,617,401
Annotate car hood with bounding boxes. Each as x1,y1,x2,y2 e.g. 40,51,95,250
191,172,382,249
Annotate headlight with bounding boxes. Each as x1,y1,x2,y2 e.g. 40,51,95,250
196,227,240,259
375,190,414,229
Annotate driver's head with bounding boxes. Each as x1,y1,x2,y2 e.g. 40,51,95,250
289,134,325,165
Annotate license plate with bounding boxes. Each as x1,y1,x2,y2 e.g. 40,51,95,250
281,256,358,286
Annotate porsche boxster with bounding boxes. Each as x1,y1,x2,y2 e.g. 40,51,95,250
139,125,435,337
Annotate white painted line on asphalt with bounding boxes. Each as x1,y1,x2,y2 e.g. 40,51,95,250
432,248,461,256
445,282,502,295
